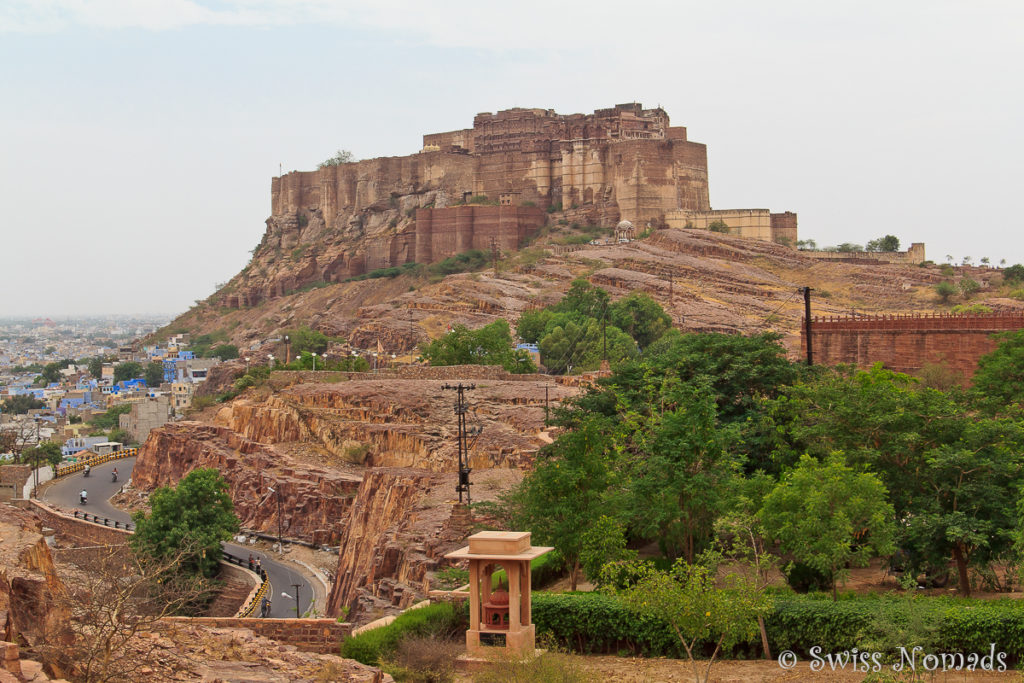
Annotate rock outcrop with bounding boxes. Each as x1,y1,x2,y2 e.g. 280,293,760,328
215,377,573,473
324,468,474,620
132,423,360,545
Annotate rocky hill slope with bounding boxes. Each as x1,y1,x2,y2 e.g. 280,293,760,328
163,227,1007,360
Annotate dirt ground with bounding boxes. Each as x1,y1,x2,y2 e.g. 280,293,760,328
457,656,1023,682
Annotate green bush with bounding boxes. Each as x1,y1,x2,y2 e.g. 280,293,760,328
341,602,464,667
532,592,682,657
527,591,1024,663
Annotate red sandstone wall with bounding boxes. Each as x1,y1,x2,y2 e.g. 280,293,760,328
801,313,1024,380
413,206,546,263
163,617,351,654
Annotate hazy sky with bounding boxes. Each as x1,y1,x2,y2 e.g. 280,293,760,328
2,0,1022,316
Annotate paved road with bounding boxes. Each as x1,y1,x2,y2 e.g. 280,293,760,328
43,457,313,618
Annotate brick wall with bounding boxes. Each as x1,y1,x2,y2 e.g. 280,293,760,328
802,313,1024,380
163,617,351,654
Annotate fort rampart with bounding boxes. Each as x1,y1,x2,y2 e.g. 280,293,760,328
801,312,1024,379
803,242,926,264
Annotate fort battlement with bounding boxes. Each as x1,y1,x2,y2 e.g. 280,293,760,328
801,312,1024,380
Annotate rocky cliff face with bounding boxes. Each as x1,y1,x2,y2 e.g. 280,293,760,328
324,468,474,619
0,504,72,678
133,422,360,545
215,378,571,473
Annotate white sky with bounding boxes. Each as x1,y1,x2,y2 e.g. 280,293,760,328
2,0,1022,316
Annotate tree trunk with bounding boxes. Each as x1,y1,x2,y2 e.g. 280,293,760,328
570,558,579,591
758,615,772,659
952,545,971,597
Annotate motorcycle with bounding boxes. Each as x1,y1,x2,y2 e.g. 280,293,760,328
111,471,118,483
83,467,90,477
80,493,87,505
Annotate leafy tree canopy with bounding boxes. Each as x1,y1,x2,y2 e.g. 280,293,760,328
421,319,536,373
144,362,164,387
285,326,330,355
759,453,896,600
130,468,239,578
317,148,355,168
113,361,144,383
1,395,45,414
866,235,901,252
973,329,1024,409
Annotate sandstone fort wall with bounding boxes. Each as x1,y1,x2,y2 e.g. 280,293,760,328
162,617,352,654
803,242,926,264
801,312,1024,379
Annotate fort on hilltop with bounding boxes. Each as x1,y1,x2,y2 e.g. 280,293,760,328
229,104,800,306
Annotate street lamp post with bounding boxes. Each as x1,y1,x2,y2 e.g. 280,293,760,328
268,354,275,368
245,356,250,372
284,335,290,365
311,352,317,371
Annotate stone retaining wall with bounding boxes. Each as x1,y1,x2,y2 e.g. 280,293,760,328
162,617,351,654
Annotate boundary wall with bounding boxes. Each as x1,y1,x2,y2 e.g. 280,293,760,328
802,312,1024,379
162,617,351,654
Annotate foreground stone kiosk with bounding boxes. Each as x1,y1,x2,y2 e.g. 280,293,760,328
445,531,552,656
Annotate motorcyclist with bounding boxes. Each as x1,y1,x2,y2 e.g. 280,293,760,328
80,490,87,505
112,467,118,482
84,464,90,477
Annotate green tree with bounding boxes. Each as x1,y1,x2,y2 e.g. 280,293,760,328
628,387,739,561
40,360,72,384
612,560,772,683
421,319,536,373
608,292,671,349
144,362,164,387
317,148,355,168
512,416,616,590
579,515,636,584
958,277,980,297
130,468,239,578
113,361,144,383
1003,264,1024,283
285,326,330,355
866,235,901,252
707,219,730,233
88,356,104,379
836,243,864,253
24,441,62,468
1,395,45,414
538,318,636,374
768,364,1024,593
935,280,956,303
759,453,896,600
211,344,239,361
973,329,1024,408
108,428,132,445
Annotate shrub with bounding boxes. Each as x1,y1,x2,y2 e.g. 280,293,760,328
707,220,730,233
935,280,956,303
382,635,461,683
341,603,464,667
547,202,562,213
950,303,992,314
958,277,981,297
473,651,595,683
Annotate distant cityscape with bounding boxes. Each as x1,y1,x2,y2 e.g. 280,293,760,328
0,315,237,469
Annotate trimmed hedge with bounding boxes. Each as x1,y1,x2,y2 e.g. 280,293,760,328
530,591,1024,662
341,602,464,666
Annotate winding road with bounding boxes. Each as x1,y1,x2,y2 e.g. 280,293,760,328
43,456,313,618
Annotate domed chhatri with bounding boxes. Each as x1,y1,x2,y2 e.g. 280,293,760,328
445,531,552,656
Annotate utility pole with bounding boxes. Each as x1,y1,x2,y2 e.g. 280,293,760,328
803,287,813,366
441,382,475,505
291,583,301,618
544,385,549,422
